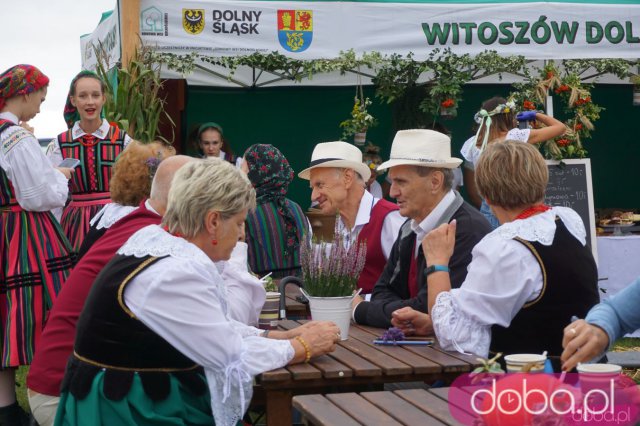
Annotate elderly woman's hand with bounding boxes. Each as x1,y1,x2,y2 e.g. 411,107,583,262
560,319,610,371
301,321,341,357
422,220,457,266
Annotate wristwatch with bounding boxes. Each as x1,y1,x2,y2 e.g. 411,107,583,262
425,265,450,276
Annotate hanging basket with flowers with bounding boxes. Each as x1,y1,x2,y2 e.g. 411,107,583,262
509,62,602,160
339,96,378,145
439,98,457,119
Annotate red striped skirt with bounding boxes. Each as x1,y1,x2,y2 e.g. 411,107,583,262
61,192,110,252
0,206,74,367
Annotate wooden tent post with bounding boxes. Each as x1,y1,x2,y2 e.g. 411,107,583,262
119,0,140,67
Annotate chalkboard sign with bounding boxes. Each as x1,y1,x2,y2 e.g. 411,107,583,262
544,159,597,261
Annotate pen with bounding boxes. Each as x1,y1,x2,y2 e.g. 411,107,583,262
373,340,433,346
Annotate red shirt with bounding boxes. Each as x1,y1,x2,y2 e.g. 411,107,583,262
27,201,161,396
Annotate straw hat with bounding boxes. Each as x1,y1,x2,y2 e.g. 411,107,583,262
298,141,371,181
377,129,462,171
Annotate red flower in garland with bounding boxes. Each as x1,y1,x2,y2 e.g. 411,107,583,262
554,84,570,94
546,71,555,79
441,98,455,108
523,100,536,111
556,138,571,147
575,123,583,131
574,97,592,106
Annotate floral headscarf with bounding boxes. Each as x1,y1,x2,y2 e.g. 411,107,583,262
63,70,105,128
0,64,49,110
243,144,299,253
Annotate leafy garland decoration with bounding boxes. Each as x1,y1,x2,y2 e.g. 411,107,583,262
509,61,610,160
147,49,636,157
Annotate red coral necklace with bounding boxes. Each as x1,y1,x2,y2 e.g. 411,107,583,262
515,204,551,220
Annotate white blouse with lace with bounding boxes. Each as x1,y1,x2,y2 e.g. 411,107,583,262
119,225,294,426
0,112,68,211
460,128,531,170
89,202,137,230
432,207,586,358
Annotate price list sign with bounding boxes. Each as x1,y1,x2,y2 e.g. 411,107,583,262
545,159,597,261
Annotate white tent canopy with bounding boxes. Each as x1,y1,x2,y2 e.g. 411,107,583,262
83,0,640,86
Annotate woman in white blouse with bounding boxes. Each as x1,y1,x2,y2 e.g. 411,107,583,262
54,158,340,426
0,64,75,425
392,141,599,368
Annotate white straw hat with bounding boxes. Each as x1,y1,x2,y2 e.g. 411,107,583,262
299,141,371,181
377,129,462,171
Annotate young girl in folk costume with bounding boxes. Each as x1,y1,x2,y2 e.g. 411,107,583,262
460,96,565,228
196,122,240,166
48,71,132,251
0,64,74,425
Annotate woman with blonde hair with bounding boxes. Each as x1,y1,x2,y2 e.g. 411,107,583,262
55,158,340,426
75,140,175,259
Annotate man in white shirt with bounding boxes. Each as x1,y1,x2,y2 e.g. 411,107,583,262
352,130,491,328
299,141,404,295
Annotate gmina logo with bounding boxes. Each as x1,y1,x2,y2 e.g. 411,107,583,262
140,6,168,36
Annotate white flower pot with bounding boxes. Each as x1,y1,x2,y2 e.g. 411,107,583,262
300,289,359,340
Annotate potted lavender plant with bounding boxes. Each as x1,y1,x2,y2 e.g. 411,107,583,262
299,227,367,340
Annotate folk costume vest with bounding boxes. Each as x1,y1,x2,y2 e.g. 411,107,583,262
57,124,127,252
356,199,400,294
490,219,599,359
65,254,207,402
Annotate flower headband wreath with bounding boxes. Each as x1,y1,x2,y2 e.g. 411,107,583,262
145,152,163,180
474,100,517,153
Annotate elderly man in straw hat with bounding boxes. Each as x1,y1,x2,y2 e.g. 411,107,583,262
352,130,491,329
299,141,405,295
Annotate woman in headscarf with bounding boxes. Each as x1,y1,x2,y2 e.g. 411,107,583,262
54,158,339,426
48,70,132,252
0,64,74,425
241,144,309,278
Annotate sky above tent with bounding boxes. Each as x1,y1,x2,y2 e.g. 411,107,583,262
2,0,115,138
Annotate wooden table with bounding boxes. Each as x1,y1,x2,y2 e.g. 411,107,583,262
254,321,481,426
293,387,471,426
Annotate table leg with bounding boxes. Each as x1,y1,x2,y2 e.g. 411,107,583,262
266,390,293,426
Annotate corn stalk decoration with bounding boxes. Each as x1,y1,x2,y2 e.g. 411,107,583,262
94,44,174,143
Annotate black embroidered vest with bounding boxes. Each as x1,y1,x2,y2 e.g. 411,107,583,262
490,219,599,358
61,254,206,401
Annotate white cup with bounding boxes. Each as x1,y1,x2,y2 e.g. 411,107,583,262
504,354,547,373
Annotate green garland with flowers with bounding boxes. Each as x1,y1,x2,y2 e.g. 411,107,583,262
509,62,603,160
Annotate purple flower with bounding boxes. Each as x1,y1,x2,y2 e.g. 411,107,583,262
380,327,405,343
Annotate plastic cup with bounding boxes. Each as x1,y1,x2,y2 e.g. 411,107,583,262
504,354,547,373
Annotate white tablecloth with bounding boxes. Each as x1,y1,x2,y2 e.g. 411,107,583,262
596,235,640,337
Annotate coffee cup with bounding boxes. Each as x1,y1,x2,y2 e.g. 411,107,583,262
504,354,547,373
259,292,281,330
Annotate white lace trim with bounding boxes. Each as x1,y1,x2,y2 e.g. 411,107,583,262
90,203,136,229
206,339,293,426
432,291,491,358
117,224,212,265
490,207,586,246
